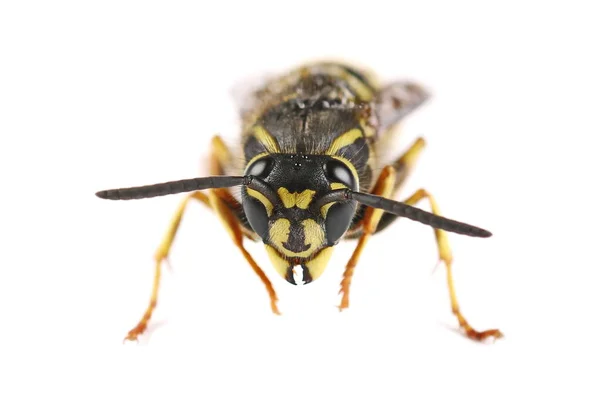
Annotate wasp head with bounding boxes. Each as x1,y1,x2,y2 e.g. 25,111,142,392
241,153,358,285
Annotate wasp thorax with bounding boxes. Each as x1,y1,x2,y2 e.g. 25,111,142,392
242,153,358,284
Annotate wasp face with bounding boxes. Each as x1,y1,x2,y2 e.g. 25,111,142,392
242,153,358,285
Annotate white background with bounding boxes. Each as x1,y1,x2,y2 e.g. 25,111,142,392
1,1,599,398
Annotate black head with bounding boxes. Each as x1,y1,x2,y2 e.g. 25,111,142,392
242,153,358,284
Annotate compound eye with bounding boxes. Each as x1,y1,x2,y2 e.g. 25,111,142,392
246,156,274,179
325,202,356,245
324,160,355,189
243,196,269,240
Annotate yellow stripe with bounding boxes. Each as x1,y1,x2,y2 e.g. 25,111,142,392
320,202,335,218
246,188,273,216
326,128,363,155
252,125,280,153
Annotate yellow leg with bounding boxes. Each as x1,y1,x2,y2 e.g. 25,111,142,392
210,135,233,176
339,166,396,310
391,137,425,192
209,135,257,240
403,189,503,341
208,190,280,315
125,191,210,341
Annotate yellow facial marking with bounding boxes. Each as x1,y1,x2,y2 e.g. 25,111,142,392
330,182,346,190
252,125,280,153
301,219,325,251
320,202,335,218
305,246,335,281
326,128,363,155
265,245,289,280
268,218,325,258
277,188,316,209
269,218,291,248
246,188,273,217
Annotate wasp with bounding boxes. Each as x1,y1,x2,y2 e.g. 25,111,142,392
97,62,502,342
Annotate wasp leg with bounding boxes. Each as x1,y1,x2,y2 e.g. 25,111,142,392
339,166,396,310
125,191,211,342
210,135,233,176
208,189,280,315
391,137,425,191
400,188,502,341
210,135,258,241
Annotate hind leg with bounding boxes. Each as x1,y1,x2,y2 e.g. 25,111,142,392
392,189,502,341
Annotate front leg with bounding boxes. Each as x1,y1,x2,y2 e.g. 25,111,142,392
208,190,280,315
338,166,396,310
125,191,211,342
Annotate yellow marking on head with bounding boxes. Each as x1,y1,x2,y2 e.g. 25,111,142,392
305,246,335,281
301,219,325,251
326,128,363,155
320,202,335,218
330,182,346,190
252,125,280,153
269,218,291,251
265,244,289,280
246,188,273,217
277,188,316,209
268,218,325,258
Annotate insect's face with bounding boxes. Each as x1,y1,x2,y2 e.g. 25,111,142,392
242,153,358,284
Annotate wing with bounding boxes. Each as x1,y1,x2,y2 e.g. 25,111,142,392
373,81,430,132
